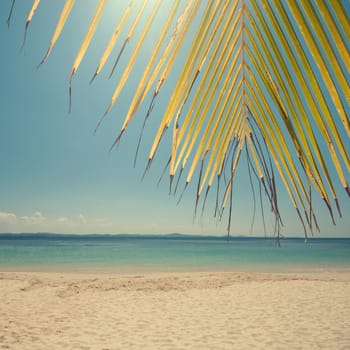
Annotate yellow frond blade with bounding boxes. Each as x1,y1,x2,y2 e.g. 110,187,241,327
22,0,41,49
90,1,135,83
38,0,75,67
69,0,108,111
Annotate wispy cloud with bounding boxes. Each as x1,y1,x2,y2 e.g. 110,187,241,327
20,211,45,224
0,210,99,233
79,214,87,225
0,211,17,232
56,217,69,223
0,211,17,222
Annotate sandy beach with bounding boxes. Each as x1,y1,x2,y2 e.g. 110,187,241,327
0,271,349,349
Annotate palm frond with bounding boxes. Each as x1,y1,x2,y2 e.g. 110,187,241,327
8,0,349,238
37,0,75,68
6,0,15,28
21,0,40,50
69,0,108,112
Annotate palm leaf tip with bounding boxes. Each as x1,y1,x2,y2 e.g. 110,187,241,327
6,0,15,28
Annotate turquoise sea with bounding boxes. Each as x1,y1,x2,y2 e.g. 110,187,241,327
0,234,349,273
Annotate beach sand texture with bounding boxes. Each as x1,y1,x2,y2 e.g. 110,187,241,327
0,271,349,349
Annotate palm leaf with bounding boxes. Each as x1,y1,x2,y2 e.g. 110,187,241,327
37,0,75,68
9,0,349,238
68,0,107,112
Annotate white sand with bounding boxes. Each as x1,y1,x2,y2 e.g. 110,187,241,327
0,271,349,349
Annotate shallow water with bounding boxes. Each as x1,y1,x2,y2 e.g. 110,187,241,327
0,234,349,273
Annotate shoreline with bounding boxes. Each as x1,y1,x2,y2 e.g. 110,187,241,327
1,262,350,275
1,270,349,349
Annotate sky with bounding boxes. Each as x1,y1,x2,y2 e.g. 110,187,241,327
0,1,349,237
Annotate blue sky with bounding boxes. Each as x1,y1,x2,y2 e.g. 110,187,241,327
0,1,349,236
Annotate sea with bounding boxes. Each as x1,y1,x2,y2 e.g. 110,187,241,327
0,234,349,274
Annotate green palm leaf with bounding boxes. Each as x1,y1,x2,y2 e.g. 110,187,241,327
8,0,349,239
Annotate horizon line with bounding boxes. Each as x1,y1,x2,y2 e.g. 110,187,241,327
0,232,349,239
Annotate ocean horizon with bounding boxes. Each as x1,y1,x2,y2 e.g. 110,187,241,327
1,233,349,274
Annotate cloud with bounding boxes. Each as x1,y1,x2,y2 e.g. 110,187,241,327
0,211,17,223
79,214,87,225
20,211,45,224
0,211,17,232
56,217,69,223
